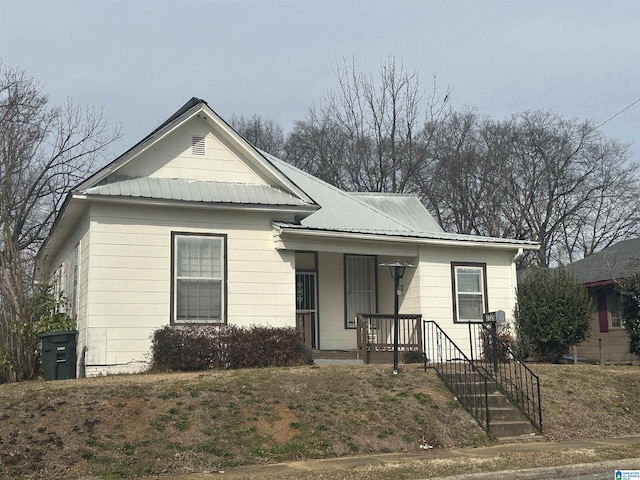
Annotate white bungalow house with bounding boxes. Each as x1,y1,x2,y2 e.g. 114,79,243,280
36,98,539,377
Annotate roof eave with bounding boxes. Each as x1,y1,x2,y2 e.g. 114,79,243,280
79,193,320,214
274,225,540,250
35,191,88,279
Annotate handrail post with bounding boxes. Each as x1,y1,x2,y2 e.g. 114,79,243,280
484,377,490,432
468,322,474,363
537,380,542,432
491,320,499,374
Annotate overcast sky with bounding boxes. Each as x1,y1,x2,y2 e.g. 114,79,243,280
1,0,639,162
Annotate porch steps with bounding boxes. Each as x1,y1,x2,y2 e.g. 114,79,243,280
479,392,538,439
448,373,539,441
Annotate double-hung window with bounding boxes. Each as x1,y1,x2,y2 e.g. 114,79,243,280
345,255,377,329
173,233,226,323
452,263,487,322
608,292,624,329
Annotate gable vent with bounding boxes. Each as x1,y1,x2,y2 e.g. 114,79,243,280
192,136,205,155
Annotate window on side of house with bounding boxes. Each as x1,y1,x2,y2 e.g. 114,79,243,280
62,244,79,318
345,254,377,329
172,233,226,324
52,266,63,311
452,263,488,322
608,292,624,329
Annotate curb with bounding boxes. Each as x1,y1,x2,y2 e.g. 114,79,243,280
419,457,640,480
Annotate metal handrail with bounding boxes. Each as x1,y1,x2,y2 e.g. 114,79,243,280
423,320,491,433
467,321,543,432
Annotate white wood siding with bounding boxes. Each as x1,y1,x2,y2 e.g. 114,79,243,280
310,246,517,353
46,216,90,377
119,118,269,184
416,245,517,357
82,203,295,375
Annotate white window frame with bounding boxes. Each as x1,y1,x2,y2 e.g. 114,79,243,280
452,263,488,323
608,291,624,329
345,254,377,329
52,266,63,312
172,232,226,324
64,244,79,319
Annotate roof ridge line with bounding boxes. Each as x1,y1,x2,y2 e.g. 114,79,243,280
261,153,415,231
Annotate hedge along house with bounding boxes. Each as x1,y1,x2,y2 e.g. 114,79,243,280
36,98,539,377
565,238,640,364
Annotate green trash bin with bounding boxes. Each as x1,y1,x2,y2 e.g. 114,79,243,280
40,330,78,381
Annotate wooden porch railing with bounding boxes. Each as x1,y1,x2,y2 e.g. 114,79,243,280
356,313,423,363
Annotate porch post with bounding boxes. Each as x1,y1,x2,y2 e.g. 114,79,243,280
393,273,400,374
380,261,416,375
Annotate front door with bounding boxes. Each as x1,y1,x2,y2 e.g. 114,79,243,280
296,272,318,349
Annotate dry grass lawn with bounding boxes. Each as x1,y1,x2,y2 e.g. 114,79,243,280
0,363,638,479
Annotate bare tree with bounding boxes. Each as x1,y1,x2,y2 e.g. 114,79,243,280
0,63,120,382
285,109,353,189
557,139,639,263
285,56,450,193
419,110,512,237
503,111,635,267
229,114,285,157
419,109,639,267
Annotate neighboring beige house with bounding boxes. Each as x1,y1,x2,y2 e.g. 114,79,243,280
566,238,640,364
36,98,539,377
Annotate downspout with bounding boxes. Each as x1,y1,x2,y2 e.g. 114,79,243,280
511,248,524,329
513,247,524,264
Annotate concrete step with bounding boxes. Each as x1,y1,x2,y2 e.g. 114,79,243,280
442,371,487,383
498,433,545,443
490,406,525,422
450,381,498,395
437,367,540,440
489,420,534,437
467,392,511,408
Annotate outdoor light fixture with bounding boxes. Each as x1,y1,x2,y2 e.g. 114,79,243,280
379,261,416,374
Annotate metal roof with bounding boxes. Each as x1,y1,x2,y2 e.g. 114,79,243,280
264,154,538,249
84,175,311,207
263,153,440,233
351,192,443,233
565,237,640,285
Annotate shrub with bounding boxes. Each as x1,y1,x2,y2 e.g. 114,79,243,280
480,323,513,363
1,286,76,383
222,325,309,369
617,273,640,357
150,325,308,372
514,267,591,363
150,326,218,371
402,350,424,364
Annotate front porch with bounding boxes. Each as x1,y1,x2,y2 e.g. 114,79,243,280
294,250,420,352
